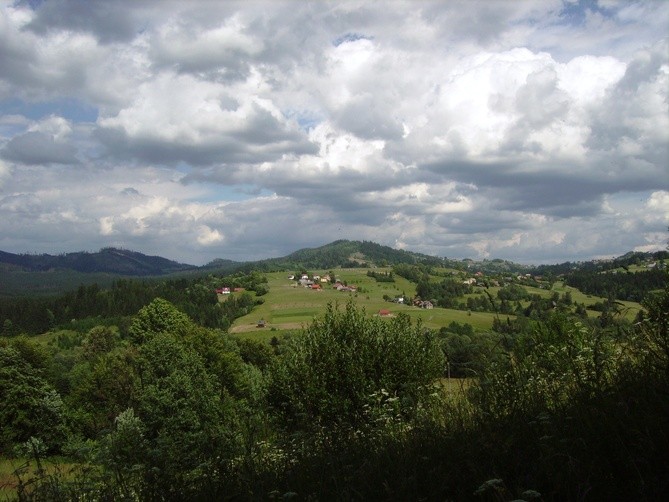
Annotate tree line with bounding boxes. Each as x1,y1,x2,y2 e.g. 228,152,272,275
565,268,666,302
0,271,267,336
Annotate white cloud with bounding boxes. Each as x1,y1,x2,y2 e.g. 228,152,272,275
197,225,224,246
150,13,264,74
99,216,114,236
0,1,666,264
647,191,669,222
96,70,314,165
28,115,73,140
557,55,626,105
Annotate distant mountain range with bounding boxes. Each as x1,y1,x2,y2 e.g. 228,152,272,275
0,247,197,276
0,240,443,277
0,241,665,296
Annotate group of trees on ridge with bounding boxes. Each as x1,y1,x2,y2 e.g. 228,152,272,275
0,271,268,336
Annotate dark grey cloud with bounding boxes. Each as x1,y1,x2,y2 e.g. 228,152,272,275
25,0,140,43
184,158,413,203
423,153,668,218
432,209,540,235
95,123,316,167
587,40,669,167
0,24,36,90
120,187,140,197
2,131,79,165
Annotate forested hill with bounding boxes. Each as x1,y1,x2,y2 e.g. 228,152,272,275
0,248,196,276
533,250,669,276
245,240,544,275
247,239,447,270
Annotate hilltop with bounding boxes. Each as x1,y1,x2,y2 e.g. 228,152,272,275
213,240,537,275
245,240,446,271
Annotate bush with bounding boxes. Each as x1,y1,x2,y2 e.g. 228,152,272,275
268,301,444,432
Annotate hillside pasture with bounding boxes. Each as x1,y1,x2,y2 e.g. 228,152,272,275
551,281,642,319
228,270,644,341
229,269,512,338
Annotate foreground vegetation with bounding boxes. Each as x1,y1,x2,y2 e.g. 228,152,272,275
1,271,667,500
0,244,666,500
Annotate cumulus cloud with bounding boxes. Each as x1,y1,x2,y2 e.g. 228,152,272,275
197,225,224,246
2,131,78,165
646,191,669,223
96,71,316,165
0,4,105,102
0,0,667,264
1,115,81,165
150,13,264,77
25,0,141,43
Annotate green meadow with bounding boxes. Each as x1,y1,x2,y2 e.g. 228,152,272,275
228,269,641,340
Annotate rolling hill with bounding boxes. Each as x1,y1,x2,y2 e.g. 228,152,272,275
0,248,201,296
245,239,447,270
0,247,196,275
1,240,665,297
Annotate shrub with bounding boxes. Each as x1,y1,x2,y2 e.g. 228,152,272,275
268,301,444,432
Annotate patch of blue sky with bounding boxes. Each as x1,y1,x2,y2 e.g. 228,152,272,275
296,115,321,132
559,0,614,27
332,32,373,47
14,0,45,9
0,97,98,123
0,119,27,139
283,109,322,132
609,189,658,207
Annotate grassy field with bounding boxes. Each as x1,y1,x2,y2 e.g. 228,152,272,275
230,269,396,340
230,269,504,340
550,281,642,319
0,456,87,501
0,457,18,500
228,270,643,341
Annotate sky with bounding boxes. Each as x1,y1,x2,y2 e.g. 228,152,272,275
0,0,668,266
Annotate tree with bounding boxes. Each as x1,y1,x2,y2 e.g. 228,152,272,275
82,325,119,360
184,328,254,399
129,298,194,344
0,347,67,452
7,336,51,370
67,347,137,437
268,301,444,431
3,319,15,337
100,408,147,498
126,333,241,498
637,272,669,373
